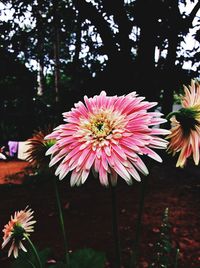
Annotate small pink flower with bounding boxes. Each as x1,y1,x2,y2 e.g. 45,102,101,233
167,80,200,167
45,91,169,186
2,207,36,258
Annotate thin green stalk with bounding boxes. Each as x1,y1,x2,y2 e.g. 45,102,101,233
24,234,42,268
22,255,36,268
130,177,148,268
166,111,179,120
53,176,70,267
110,185,121,268
27,260,37,268
174,248,179,268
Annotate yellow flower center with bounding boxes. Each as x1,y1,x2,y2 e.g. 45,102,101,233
90,118,112,138
79,109,126,142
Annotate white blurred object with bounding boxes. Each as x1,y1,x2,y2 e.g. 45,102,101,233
17,141,31,160
0,153,7,160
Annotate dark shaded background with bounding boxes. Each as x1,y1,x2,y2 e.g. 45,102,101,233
0,159,199,267
0,0,200,141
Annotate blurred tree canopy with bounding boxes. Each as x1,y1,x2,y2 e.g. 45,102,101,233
0,0,200,138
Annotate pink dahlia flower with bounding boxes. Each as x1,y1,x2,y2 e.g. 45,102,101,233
2,207,36,258
167,80,200,167
45,91,170,186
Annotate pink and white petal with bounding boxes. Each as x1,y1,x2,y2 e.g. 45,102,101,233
19,242,27,252
99,164,109,186
101,152,108,171
59,165,71,180
81,169,90,184
176,144,189,167
149,138,169,149
76,147,91,167
111,144,127,160
120,138,140,153
70,170,82,186
2,236,11,249
109,168,118,186
45,144,59,156
104,146,111,157
132,157,149,175
149,117,167,125
108,156,132,184
94,158,101,172
13,245,19,258
49,153,65,167
142,147,163,162
191,131,200,165
127,163,141,182
84,95,93,113
74,101,88,117
8,241,15,257
84,151,96,170
151,128,171,135
61,146,83,163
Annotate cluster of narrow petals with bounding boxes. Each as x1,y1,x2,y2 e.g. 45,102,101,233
45,91,170,186
167,80,200,167
26,128,56,170
2,207,36,258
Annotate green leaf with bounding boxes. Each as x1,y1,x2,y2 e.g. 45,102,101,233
11,258,34,268
39,248,52,266
11,247,52,268
48,261,66,268
69,248,106,268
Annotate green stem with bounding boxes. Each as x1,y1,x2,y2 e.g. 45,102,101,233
166,111,179,120
53,176,70,267
22,254,36,268
130,177,148,268
110,185,121,268
27,260,37,268
174,248,179,268
24,234,42,268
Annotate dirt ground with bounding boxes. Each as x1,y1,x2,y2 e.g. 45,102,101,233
0,158,199,267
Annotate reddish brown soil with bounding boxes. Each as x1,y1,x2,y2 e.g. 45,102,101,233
0,159,199,267
0,160,30,185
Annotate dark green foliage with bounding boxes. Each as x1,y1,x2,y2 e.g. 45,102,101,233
0,121,18,143
148,208,179,268
0,0,200,136
0,48,36,139
49,262,66,268
11,247,106,268
69,248,106,268
0,48,36,98
11,247,52,268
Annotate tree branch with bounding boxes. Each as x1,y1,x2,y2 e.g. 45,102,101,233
73,0,118,61
103,0,133,58
187,1,200,25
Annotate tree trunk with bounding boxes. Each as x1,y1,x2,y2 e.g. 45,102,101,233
53,0,60,103
134,0,157,101
37,57,46,96
34,0,46,96
161,0,180,118
161,0,200,117
161,34,178,118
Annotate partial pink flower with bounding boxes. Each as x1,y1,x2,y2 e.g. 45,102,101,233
45,91,170,186
167,80,200,167
26,127,56,170
2,207,36,258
